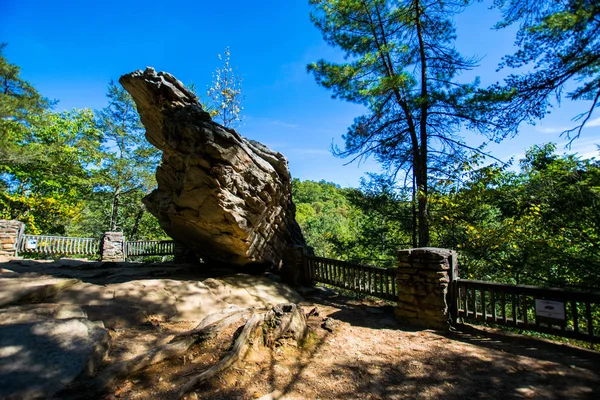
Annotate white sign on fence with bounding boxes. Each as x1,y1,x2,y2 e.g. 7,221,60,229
25,238,38,250
535,299,565,320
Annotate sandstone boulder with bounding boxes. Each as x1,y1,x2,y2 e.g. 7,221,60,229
119,68,305,268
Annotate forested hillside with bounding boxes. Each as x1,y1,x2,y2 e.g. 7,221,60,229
294,146,600,290
3,43,600,290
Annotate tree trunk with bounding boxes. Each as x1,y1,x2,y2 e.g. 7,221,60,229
411,173,418,248
415,0,430,248
415,156,430,247
109,185,121,231
128,205,145,241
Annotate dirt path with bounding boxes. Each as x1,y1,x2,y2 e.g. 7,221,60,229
97,291,600,400
3,260,598,399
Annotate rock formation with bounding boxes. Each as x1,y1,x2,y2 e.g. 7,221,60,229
119,68,305,267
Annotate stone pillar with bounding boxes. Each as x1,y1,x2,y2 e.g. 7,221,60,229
100,232,125,262
0,220,25,258
395,247,457,330
281,245,311,286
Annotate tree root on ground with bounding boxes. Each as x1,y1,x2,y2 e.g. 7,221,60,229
93,307,253,390
93,303,310,399
176,312,266,398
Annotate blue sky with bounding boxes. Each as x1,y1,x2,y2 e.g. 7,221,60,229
2,0,599,187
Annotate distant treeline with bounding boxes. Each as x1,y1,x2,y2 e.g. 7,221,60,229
293,144,600,290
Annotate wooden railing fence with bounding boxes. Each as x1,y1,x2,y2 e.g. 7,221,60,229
125,240,175,258
16,234,176,260
304,255,397,301
454,279,600,344
19,234,99,256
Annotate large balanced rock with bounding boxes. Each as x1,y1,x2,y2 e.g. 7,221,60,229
119,68,305,267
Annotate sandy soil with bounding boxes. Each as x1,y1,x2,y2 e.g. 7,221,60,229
9,260,595,400
84,291,600,400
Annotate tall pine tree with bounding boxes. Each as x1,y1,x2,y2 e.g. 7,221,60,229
308,0,506,246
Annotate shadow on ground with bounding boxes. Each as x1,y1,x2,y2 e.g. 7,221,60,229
0,258,236,285
0,259,302,323
259,288,600,400
2,262,599,399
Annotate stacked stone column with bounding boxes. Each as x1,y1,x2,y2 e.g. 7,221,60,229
100,232,125,262
0,220,24,258
395,247,457,329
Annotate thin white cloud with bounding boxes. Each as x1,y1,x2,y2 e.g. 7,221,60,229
250,117,299,129
586,117,600,127
536,116,600,134
269,120,299,129
575,149,599,160
536,126,569,134
559,138,599,159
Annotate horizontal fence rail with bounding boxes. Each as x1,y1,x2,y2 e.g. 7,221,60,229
305,255,397,301
455,279,600,343
19,234,99,256
126,240,175,257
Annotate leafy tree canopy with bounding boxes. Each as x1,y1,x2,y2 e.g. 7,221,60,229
308,0,510,247
207,47,244,128
0,43,52,166
494,0,600,140
0,109,103,234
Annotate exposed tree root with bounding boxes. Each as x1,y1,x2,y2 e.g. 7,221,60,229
176,313,266,398
172,307,254,341
177,303,308,398
91,304,309,399
94,307,253,389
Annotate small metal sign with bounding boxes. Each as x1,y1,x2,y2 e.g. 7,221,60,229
535,299,565,320
25,238,38,250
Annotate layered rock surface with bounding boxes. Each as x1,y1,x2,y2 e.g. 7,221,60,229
0,260,304,398
119,68,305,267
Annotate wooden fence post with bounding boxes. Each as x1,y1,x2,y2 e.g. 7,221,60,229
447,253,460,326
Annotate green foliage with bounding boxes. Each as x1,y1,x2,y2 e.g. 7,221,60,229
331,174,412,267
185,81,217,117
207,47,244,128
0,109,103,234
294,146,600,289
1,45,103,234
308,0,509,247
433,144,600,288
0,48,165,239
292,176,412,267
293,179,355,258
493,0,600,140
72,80,164,239
0,43,51,164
